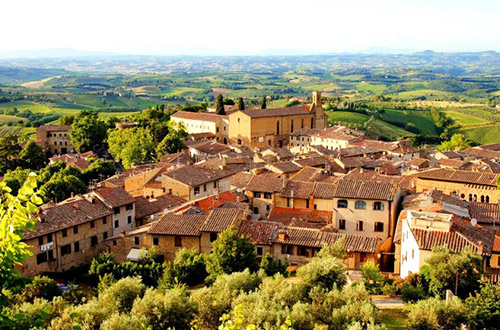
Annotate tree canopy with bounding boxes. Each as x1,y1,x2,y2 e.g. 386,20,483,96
69,110,108,153
215,94,226,115
108,127,155,169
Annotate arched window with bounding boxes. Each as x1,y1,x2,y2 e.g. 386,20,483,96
486,196,490,203
373,202,384,211
474,194,477,202
355,201,366,209
237,139,242,145
291,119,294,133
311,117,314,128
276,120,280,135
301,118,304,129
469,194,473,202
337,200,348,208
481,195,485,203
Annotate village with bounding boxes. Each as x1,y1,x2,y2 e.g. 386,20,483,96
20,91,500,283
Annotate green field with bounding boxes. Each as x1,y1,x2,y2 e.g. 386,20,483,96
459,125,500,144
392,89,453,99
380,109,437,135
0,114,25,123
355,82,386,93
443,110,487,126
378,309,407,330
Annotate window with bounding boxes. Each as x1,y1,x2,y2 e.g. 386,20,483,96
62,229,67,238
481,195,485,203
355,201,366,210
356,221,364,231
254,192,261,198
487,196,490,203
264,192,272,199
90,221,95,228
469,194,473,202
306,199,310,208
73,226,78,234
373,202,384,211
153,237,159,246
37,252,48,265
103,218,107,225
114,207,120,215
90,236,98,247
266,204,270,211
74,241,80,252
48,250,54,260
311,117,314,128
276,120,280,135
168,189,172,195
175,236,182,247
113,240,117,246
253,207,259,214
257,247,263,256
374,222,384,232
128,216,132,224
210,233,218,242
339,219,346,230
103,232,108,240
238,139,242,145
135,237,140,245
314,204,317,210
281,244,294,255
291,119,294,133
301,118,304,129
287,198,290,207
126,204,133,211
38,236,44,246
61,244,71,256
203,184,207,192
337,200,348,208
114,220,119,229
194,186,200,195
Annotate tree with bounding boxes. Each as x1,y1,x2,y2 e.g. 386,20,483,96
215,94,226,115
59,115,74,125
297,256,347,291
0,173,42,306
160,248,208,288
205,227,259,281
155,121,187,158
438,133,471,151
237,97,245,110
107,127,155,169
261,96,267,109
38,172,86,202
406,297,466,330
69,110,107,153
260,253,289,277
316,237,347,260
0,135,21,175
98,277,145,314
423,246,482,299
81,158,115,184
19,141,47,170
465,282,500,329
360,260,384,294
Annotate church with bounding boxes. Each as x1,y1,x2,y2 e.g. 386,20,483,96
228,91,328,148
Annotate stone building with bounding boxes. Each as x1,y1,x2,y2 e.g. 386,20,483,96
171,111,229,143
35,125,73,155
228,91,327,148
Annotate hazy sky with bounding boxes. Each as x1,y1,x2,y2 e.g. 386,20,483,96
2,0,499,55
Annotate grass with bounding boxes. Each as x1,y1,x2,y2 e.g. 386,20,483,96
459,125,500,144
355,82,386,93
392,89,453,99
378,308,407,330
380,109,437,135
443,110,487,126
0,115,25,123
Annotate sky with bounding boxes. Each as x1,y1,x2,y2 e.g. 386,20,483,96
1,0,499,56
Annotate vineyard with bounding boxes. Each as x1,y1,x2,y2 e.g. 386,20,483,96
0,126,23,136
447,108,500,124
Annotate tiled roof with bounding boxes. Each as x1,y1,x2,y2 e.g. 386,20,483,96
294,156,330,168
24,196,112,240
313,182,337,199
246,175,285,193
148,213,207,236
281,180,316,199
343,168,400,184
334,180,396,201
134,195,185,219
339,146,381,157
438,158,468,169
314,129,359,141
230,172,254,189
267,161,302,174
238,220,280,245
439,151,462,159
49,155,91,171
463,147,500,160
290,166,323,182
416,169,498,186
267,207,332,228
94,187,136,208
469,202,500,225
273,227,379,253
164,165,237,187
159,152,193,165
37,125,72,132
194,191,247,212
200,208,243,233
290,128,320,136
235,106,311,118
171,110,227,122
189,141,231,155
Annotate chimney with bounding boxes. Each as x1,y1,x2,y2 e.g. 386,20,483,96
312,91,322,108
278,229,288,241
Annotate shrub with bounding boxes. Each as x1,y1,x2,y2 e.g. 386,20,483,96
465,282,500,329
297,256,347,291
160,248,207,288
98,277,145,314
99,313,143,330
17,276,62,303
406,297,467,330
360,261,384,294
260,253,289,277
401,284,427,303
316,237,347,260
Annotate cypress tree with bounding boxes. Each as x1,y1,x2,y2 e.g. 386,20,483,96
215,94,225,115
237,97,245,110
261,96,267,109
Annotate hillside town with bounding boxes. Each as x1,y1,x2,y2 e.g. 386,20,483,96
19,91,500,283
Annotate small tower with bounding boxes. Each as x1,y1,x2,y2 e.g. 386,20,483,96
311,91,327,129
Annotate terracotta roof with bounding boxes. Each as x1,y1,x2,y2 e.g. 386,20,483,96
49,154,91,171
313,182,337,199
200,208,243,233
164,165,237,187
281,180,316,199
267,207,332,228
334,180,396,200
159,152,193,165
314,129,359,141
246,176,285,193
438,151,462,159
438,158,468,169
194,191,247,212
290,128,320,137
339,146,381,157
134,195,185,219
24,196,112,240
171,110,227,122
94,187,136,208
187,132,216,140
290,166,324,182
238,220,280,245
273,227,379,253
230,172,254,189
148,213,207,236
189,141,231,155
469,202,500,225
267,161,302,174
37,125,72,132
234,106,311,118
343,168,400,184
478,143,500,151
463,147,500,160
416,169,498,186
409,158,429,167
294,156,330,168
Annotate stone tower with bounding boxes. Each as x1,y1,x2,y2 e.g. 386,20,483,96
311,91,327,129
